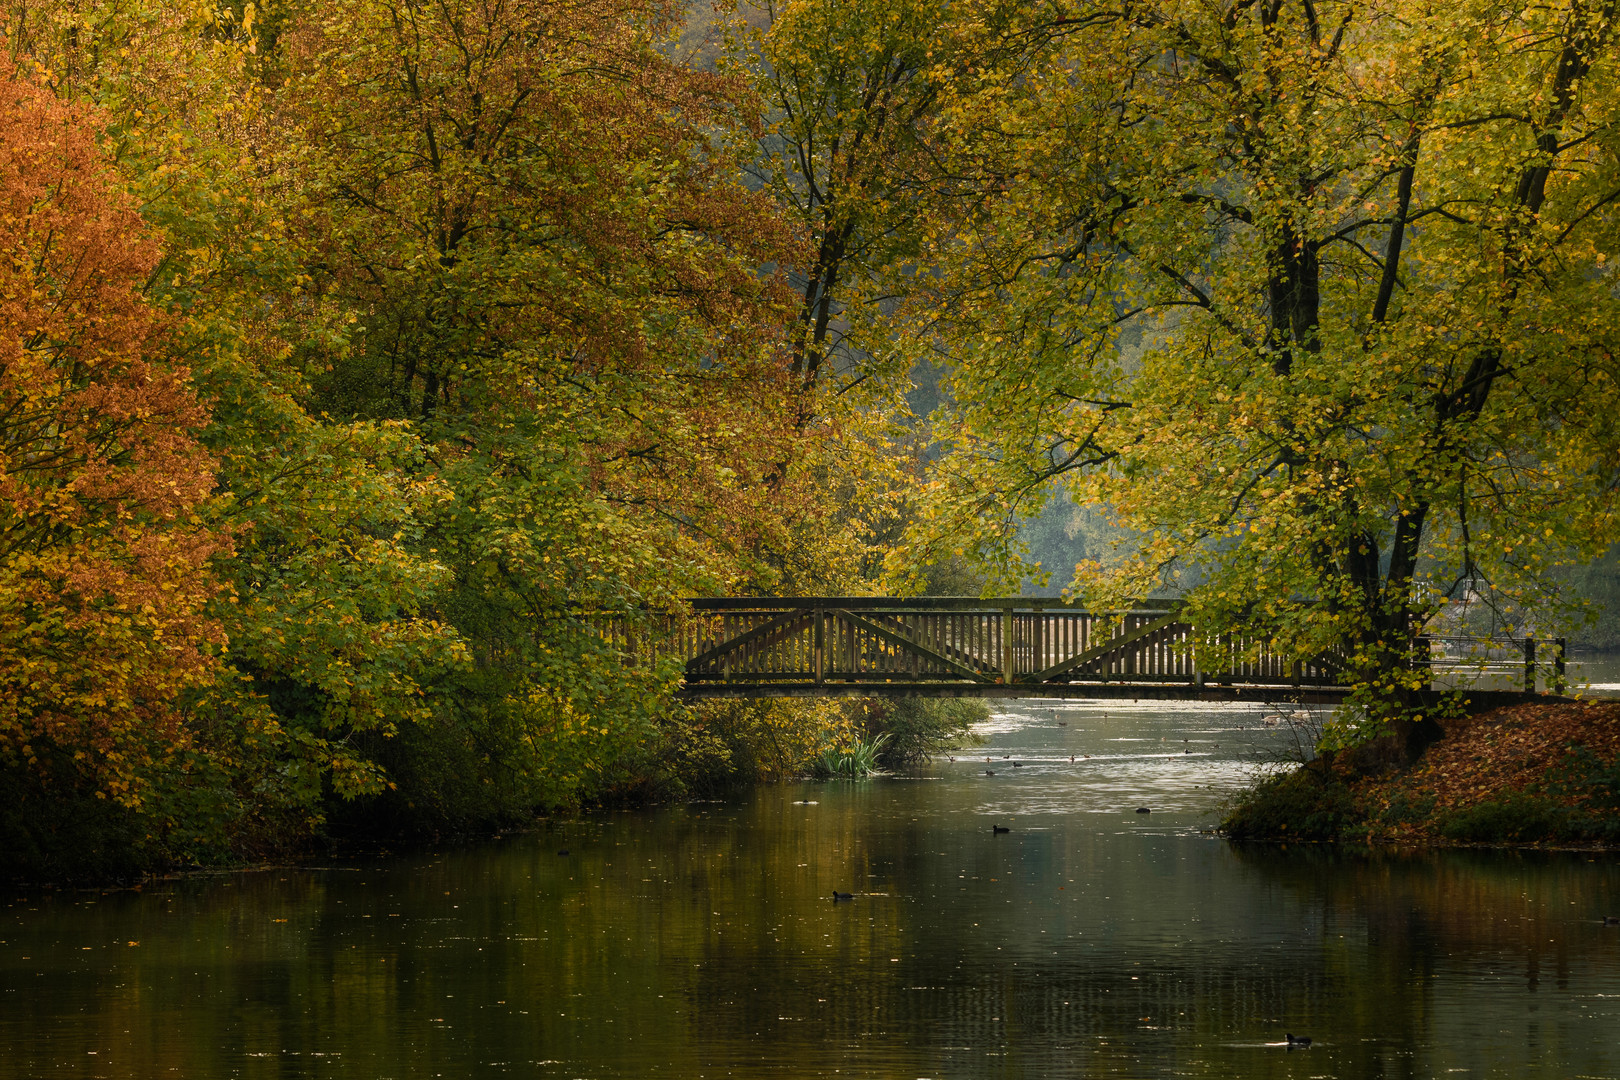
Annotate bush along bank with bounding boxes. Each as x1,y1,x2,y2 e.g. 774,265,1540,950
1223,701,1620,846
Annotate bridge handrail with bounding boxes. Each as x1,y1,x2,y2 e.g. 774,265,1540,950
686,596,1178,613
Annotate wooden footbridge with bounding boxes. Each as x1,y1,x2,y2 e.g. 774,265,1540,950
593,598,1357,703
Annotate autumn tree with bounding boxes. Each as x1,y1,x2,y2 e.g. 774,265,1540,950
0,58,227,809
264,0,815,815
902,0,1620,733
4,0,481,843
744,0,1038,600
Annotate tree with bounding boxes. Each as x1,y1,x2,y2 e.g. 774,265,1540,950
0,57,227,808
269,0,814,815
903,0,1620,733
756,0,942,390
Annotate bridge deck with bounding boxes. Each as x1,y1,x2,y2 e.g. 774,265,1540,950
592,598,1351,701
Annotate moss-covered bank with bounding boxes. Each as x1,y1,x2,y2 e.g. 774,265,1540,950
1223,701,1620,846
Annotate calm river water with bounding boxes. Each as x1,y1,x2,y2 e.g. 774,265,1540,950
5,697,1620,1079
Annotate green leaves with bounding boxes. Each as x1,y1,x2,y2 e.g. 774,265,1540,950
901,0,1620,719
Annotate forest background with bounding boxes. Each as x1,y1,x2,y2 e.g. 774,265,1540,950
2,0,1618,879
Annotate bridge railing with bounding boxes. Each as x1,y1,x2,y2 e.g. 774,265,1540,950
586,598,1348,697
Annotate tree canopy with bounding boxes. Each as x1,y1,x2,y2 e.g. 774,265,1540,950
2,0,1618,875
895,0,1620,728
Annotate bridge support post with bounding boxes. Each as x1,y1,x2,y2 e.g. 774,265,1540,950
814,608,825,685
1553,638,1566,695
1002,605,1014,685
1524,636,1537,693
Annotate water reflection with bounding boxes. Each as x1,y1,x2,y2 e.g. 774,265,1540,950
4,699,1619,1078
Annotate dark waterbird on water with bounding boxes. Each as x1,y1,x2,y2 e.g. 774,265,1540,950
1011,761,1023,767
992,825,1010,834
1604,915,1619,925
1135,807,1151,814
1286,1034,1312,1049
832,891,854,901
557,849,570,856
984,769,997,776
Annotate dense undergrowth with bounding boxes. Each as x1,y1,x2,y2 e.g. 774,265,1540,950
1,694,984,882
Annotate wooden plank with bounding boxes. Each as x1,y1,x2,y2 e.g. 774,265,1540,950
814,610,824,684
1002,609,1013,682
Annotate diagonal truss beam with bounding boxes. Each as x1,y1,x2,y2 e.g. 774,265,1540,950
866,613,999,675
687,610,813,669
832,609,998,683
1031,611,1182,683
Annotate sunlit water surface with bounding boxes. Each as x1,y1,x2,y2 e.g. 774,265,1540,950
5,698,1620,1079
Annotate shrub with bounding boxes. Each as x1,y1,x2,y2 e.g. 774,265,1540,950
867,697,987,768
1222,766,1361,842
1434,794,1569,843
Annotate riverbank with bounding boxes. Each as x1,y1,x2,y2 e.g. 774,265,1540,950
1223,700,1620,846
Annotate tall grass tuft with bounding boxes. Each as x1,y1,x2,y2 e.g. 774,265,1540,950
812,734,889,780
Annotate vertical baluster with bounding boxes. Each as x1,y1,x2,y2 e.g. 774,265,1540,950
833,612,843,678
833,614,842,678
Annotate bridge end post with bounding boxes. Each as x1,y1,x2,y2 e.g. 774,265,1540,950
1524,636,1537,694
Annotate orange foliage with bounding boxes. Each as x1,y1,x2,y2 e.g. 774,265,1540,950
1350,701,1620,842
0,58,227,806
